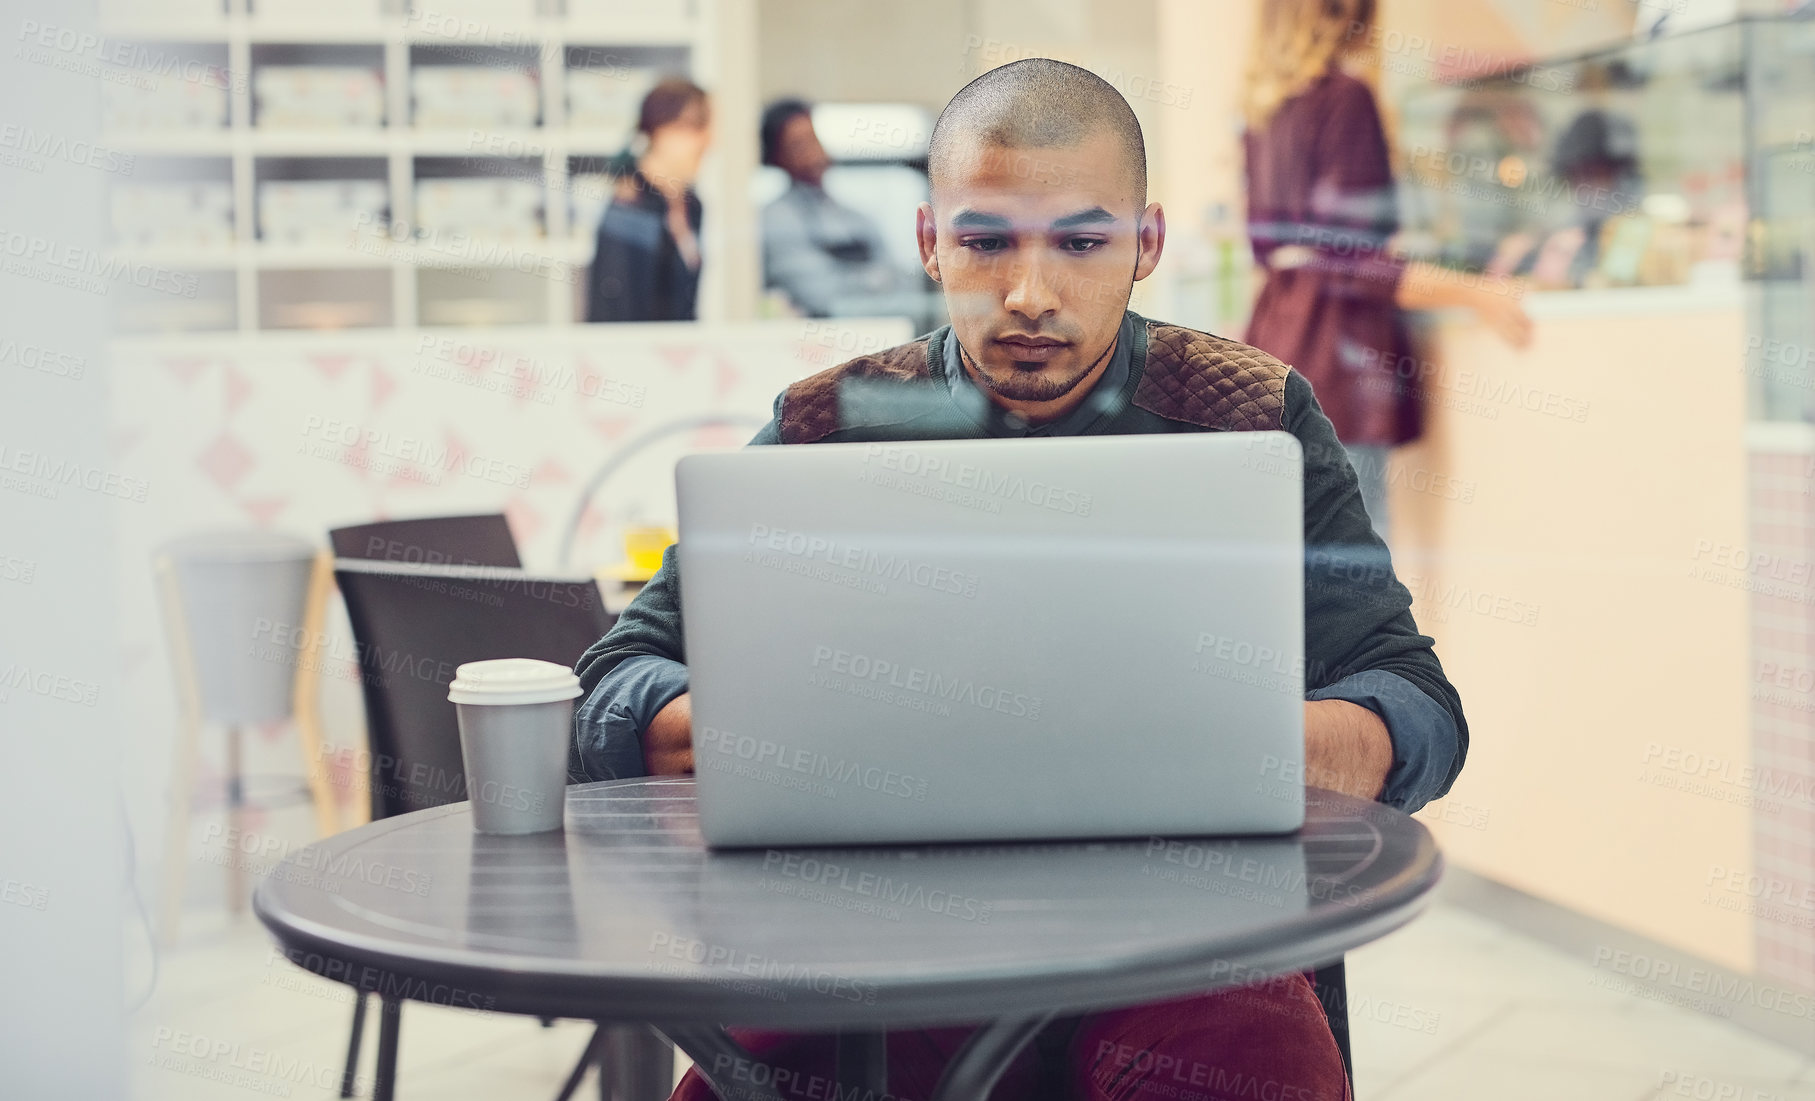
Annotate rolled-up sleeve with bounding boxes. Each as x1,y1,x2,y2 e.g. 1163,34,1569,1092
569,418,784,784
1306,669,1458,812
1287,368,1469,812
573,655,690,782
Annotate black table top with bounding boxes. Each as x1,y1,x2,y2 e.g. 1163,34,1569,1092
254,778,1441,1029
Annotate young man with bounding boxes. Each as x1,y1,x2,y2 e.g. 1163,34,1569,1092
574,59,1465,1101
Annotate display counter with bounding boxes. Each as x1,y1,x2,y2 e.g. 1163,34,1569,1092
1389,13,1815,998
1393,284,1756,970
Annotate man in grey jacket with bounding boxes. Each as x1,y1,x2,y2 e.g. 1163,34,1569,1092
759,97,910,318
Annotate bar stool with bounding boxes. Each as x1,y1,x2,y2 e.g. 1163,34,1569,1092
153,530,338,945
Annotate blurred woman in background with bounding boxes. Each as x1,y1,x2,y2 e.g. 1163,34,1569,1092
586,78,712,322
1242,0,1531,540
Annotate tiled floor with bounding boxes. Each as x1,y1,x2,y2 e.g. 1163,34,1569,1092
1342,905,1814,1100
128,893,1814,1101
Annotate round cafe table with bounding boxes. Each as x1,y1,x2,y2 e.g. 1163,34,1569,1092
254,778,1441,1101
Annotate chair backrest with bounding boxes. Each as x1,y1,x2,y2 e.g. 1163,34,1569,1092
1309,959,1353,1091
333,561,614,820
329,513,522,568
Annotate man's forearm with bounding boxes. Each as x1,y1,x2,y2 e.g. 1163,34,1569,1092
644,693,694,776
1302,698,1393,801
639,695,1387,800
571,653,688,782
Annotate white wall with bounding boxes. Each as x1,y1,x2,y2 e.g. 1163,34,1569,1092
1,0,127,1093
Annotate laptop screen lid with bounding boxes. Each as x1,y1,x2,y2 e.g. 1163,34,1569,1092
677,432,1305,847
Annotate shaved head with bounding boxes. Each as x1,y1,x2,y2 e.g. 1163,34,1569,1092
928,58,1146,210
913,57,1166,424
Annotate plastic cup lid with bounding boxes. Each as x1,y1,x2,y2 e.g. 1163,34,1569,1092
448,658,582,706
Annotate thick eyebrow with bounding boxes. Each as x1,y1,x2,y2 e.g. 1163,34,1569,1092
1051,207,1117,229
947,207,1120,232
949,210,1014,230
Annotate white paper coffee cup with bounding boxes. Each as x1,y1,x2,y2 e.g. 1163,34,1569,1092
447,658,582,835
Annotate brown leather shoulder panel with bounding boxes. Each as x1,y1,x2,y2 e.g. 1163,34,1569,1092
1134,321,1290,431
778,338,934,444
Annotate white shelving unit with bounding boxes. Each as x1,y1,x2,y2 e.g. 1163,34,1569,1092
101,0,711,333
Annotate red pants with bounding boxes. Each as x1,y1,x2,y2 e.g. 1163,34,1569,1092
670,971,1352,1101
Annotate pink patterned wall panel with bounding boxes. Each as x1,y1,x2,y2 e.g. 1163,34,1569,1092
110,320,913,873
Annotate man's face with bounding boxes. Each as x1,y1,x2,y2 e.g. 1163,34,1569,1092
776,112,830,187
917,128,1164,406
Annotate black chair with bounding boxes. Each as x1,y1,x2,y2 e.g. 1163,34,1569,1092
332,557,668,1100
334,561,612,820
328,516,520,1098
330,512,523,569
1310,959,1353,1093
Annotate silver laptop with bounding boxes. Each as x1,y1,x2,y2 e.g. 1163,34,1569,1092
676,432,1306,848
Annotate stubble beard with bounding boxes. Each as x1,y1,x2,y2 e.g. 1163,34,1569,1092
959,336,1117,403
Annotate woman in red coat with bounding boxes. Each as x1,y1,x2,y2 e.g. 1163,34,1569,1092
1242,0,1531,540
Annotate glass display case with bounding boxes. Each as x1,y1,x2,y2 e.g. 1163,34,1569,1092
1394,15,1815,421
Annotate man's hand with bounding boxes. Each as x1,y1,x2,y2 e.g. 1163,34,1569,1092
645,694,1388,794
643,692,694,775
1302,699,1393,801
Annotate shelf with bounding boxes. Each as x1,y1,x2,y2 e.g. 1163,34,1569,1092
97,14,696,46
400,237,585,268
246,18,402,43
97,14,395,43
109,317,889,352
255,242,392,269
109,245,240,270
102,1,708,334
411,128,547,155
107,240,593,270
560,128,634,152
102,129,656,157
422,129,648,153
102,129,237,155
401,18,555,45
95,20,233,41
559,19,696,46
106,243,389,270
248,130,392,155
